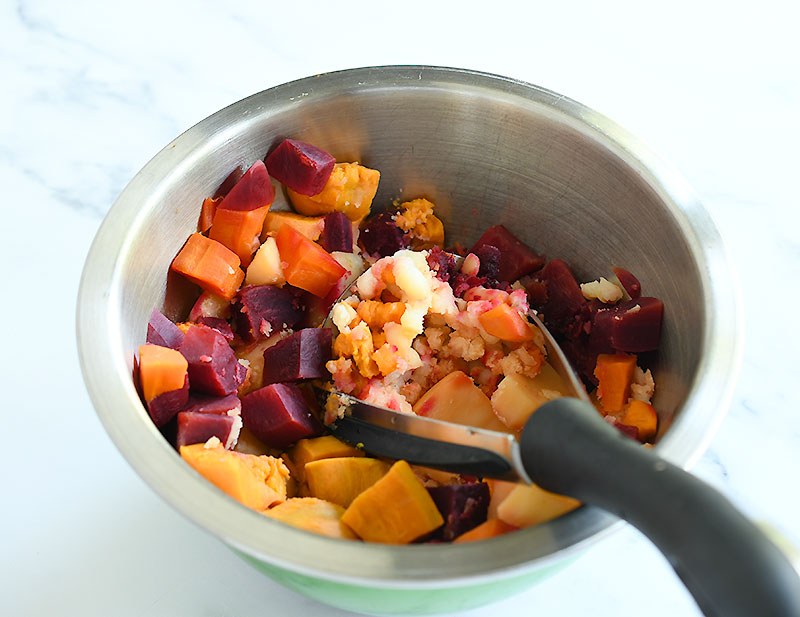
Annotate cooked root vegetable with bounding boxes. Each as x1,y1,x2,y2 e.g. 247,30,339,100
394,198,445,250
470,225,544,283
594,353,637,413
198,196,220,233
592,297,664,353
261,328,333,385
274,224,347,297
147,375,189,428
288,436,365,483
341,460,444,544
171,233,245,300
183,393,241,416
215,159,274,212
233,284,304,341
179,325,245,396
180,443,288,510
209,206,271,268
413,371,509,433
478,303,536,343
176,411,240,449
261,211,325,242
611,266,641,299
621,399,658,441
212,165,245,199
234,332,287,395
495,482,581,528
320,211,354,253
452,518,517,543
474,244,501,279
146,309,185,350
138,344,188,403
359,210,410,258
287,162,380,221
195,316,234,342
265,497,358,539
427,482,490,541
246,236,286,287
490,364,568,430
533,258,586,335
240,383,323,449
188,291,231,321
264,139,336,197
305,457,390,508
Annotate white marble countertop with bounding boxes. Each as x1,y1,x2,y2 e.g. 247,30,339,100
3,1,799,615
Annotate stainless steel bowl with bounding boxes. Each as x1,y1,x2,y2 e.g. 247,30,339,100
77,66,742,614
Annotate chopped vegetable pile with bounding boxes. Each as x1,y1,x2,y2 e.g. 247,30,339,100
136,138,664,544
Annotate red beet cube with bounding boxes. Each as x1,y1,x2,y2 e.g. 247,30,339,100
602,297,664,353
188,292,231,322
176,411,240,449
261,328,333,385
146,309,184,350
427,247,458,282
611,267,642,300
470,226,545,282
216,160,274,212
233,285,305,341
320,211,354,253
182,393,241,416
427,482,490,541
240,383,323,448
474,244,501,279
536,259,590,337
213,165,244,199
265,139,335,196
147,374,189,428
179,325,244,396
196,317,234,343
359,211,410,257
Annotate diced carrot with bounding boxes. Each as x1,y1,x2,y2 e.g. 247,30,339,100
340,460,444,544
262,211,325,242
478,303,536,342
594,353,637,413
621,399,658,441
138,344,188,402
287,162,380,221
198,196,221,233
274,224,346,297
453,518,517,543
209,205,271,267
171,233,245,300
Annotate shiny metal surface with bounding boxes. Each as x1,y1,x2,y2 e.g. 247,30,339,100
77,66,743,587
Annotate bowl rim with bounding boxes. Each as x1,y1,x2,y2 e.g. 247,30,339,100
76,64,743,587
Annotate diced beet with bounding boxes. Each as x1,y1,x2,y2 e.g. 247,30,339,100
264,139,335,196
612,420,640,441
427,247,458,282
146,309,184,350
470,226,545,282
536,259,590,337
216,160,274,212
522,276,548,306
240,383,323,448
320,211,354,253
179,325,245,396
427,482,490,541
182,393,241,416
612,267,642,300
233,285,305,341
176,411,240,449
188,292,231,321
359,211,410,257
607,297,664,353
213,165,244,199
196,317,234,342
147,375,189,428
261,328,333,385
474,244,501,279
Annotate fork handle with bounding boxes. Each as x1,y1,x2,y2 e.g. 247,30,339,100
520,397,800,617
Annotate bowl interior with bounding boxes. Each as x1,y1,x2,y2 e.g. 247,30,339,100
78,66,741,585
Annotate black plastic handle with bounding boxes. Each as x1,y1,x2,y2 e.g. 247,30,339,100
521,398,800,617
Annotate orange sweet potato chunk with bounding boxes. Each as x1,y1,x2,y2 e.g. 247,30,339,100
341,460,444,544
138,344,188,402
594,353,637,413
453,518,517,543
305,457,390,508
261,211,325,242
288,435,364,483
180,443,289,510
287,162,380,221
170,233,245,300
622,399,658,441
478,303,536,342
265,497,358,540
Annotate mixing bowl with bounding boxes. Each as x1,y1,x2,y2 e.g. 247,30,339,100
76,65,742,615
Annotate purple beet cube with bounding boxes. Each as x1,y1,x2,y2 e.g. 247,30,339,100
606,297,663,353
233,285,305,341
240,383,323,448
176,411,240,449
427,247,458,282
196,317,234,342
264,139,335,196
611,266,642,300
179,325,245,396
146,309,184,350
182,393,241,416
320,211,354,253
536,259,590,337
470,225,545,282
147,374,189,428
261,328,333,385
427,482,490,541
359,211,410,257
474,244,501,280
